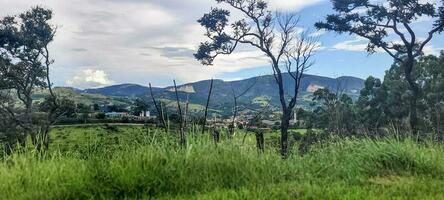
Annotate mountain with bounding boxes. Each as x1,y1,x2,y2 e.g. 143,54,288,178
83,84,162,97
35,87,132,106
79,73,365,109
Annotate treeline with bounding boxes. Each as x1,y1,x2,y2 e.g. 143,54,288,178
297,53,444,138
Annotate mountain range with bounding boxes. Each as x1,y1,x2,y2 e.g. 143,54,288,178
78,73,365,110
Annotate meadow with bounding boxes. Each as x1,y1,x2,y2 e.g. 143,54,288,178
1,125,444,199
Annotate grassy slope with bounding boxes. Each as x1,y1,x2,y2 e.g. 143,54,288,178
1,125,444,199
34,87,131,106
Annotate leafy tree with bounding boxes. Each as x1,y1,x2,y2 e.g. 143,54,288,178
93,103,100,111
0,7,59,151
95,112,106,120
316,0,444,132
419,53,444,134
356,76,387,131
195,0,319,157
312,88,357,135
354,52,444,135
132,98,150,117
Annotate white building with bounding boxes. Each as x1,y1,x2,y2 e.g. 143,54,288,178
139,111,150,117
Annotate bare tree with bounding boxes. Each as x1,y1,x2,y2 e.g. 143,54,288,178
201,78,214,135
173,80,186,146
195,0,319,157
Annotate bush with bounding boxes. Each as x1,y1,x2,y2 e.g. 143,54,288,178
95,112,106,119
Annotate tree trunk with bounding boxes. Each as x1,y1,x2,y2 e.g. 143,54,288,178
280,110,291,158
213,129,220,144
255,130,265,153
409,92,418,135
404,59,419,135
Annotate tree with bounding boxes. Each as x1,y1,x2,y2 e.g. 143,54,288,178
315,0,444,132
312,88,357,136
356,76,387,132
93,103,100,112
133,98,150,117
419,53,444,134
380,52,444,134
195,0,318,157
0,6,60,151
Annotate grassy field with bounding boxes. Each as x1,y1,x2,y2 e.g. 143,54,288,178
1,125,444,199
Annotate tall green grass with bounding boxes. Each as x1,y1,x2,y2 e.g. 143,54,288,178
1,126,444,199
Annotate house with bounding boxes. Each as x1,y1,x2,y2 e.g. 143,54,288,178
139,111,150,117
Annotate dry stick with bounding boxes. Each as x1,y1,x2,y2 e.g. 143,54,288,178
229,77,258,138
173,80,186,146
202,78,214,135
149,83,167,129
184,94,189,130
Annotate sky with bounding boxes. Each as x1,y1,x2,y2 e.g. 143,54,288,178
0,0,443,88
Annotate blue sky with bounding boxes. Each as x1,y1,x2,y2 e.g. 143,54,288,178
221,1,398,81
1,0,443,88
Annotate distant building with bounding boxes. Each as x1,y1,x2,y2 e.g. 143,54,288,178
105,112,129,118
139,111,150,117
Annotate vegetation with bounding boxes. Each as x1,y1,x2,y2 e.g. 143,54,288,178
1,125,444,199
195,0,319,156
2,0,444,199
295,52,444,138
316,0,444,132
0,6,67,152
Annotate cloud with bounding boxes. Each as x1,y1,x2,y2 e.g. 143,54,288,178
70,48,88,52
332,38,370,52
0,0,336,87
310,30,327,37
66,69,114,89
147,46,195,59
423,45,443,56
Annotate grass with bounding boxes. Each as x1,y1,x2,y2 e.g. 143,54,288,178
1,125,444,199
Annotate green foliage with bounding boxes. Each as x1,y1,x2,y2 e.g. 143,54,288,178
131,97,150,116
309,88,357,135
356,53,444,134
1,126,444,199
0,6,57,152
295,53,444,137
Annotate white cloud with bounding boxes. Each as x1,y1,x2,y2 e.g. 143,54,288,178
332,37,369,52
423,45,443,56
310,30,327,37
66,69,114,89
0,0,328,87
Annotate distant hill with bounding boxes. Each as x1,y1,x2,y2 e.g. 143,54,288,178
34,87,132,107
83,84,162,97
77,73,365,110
